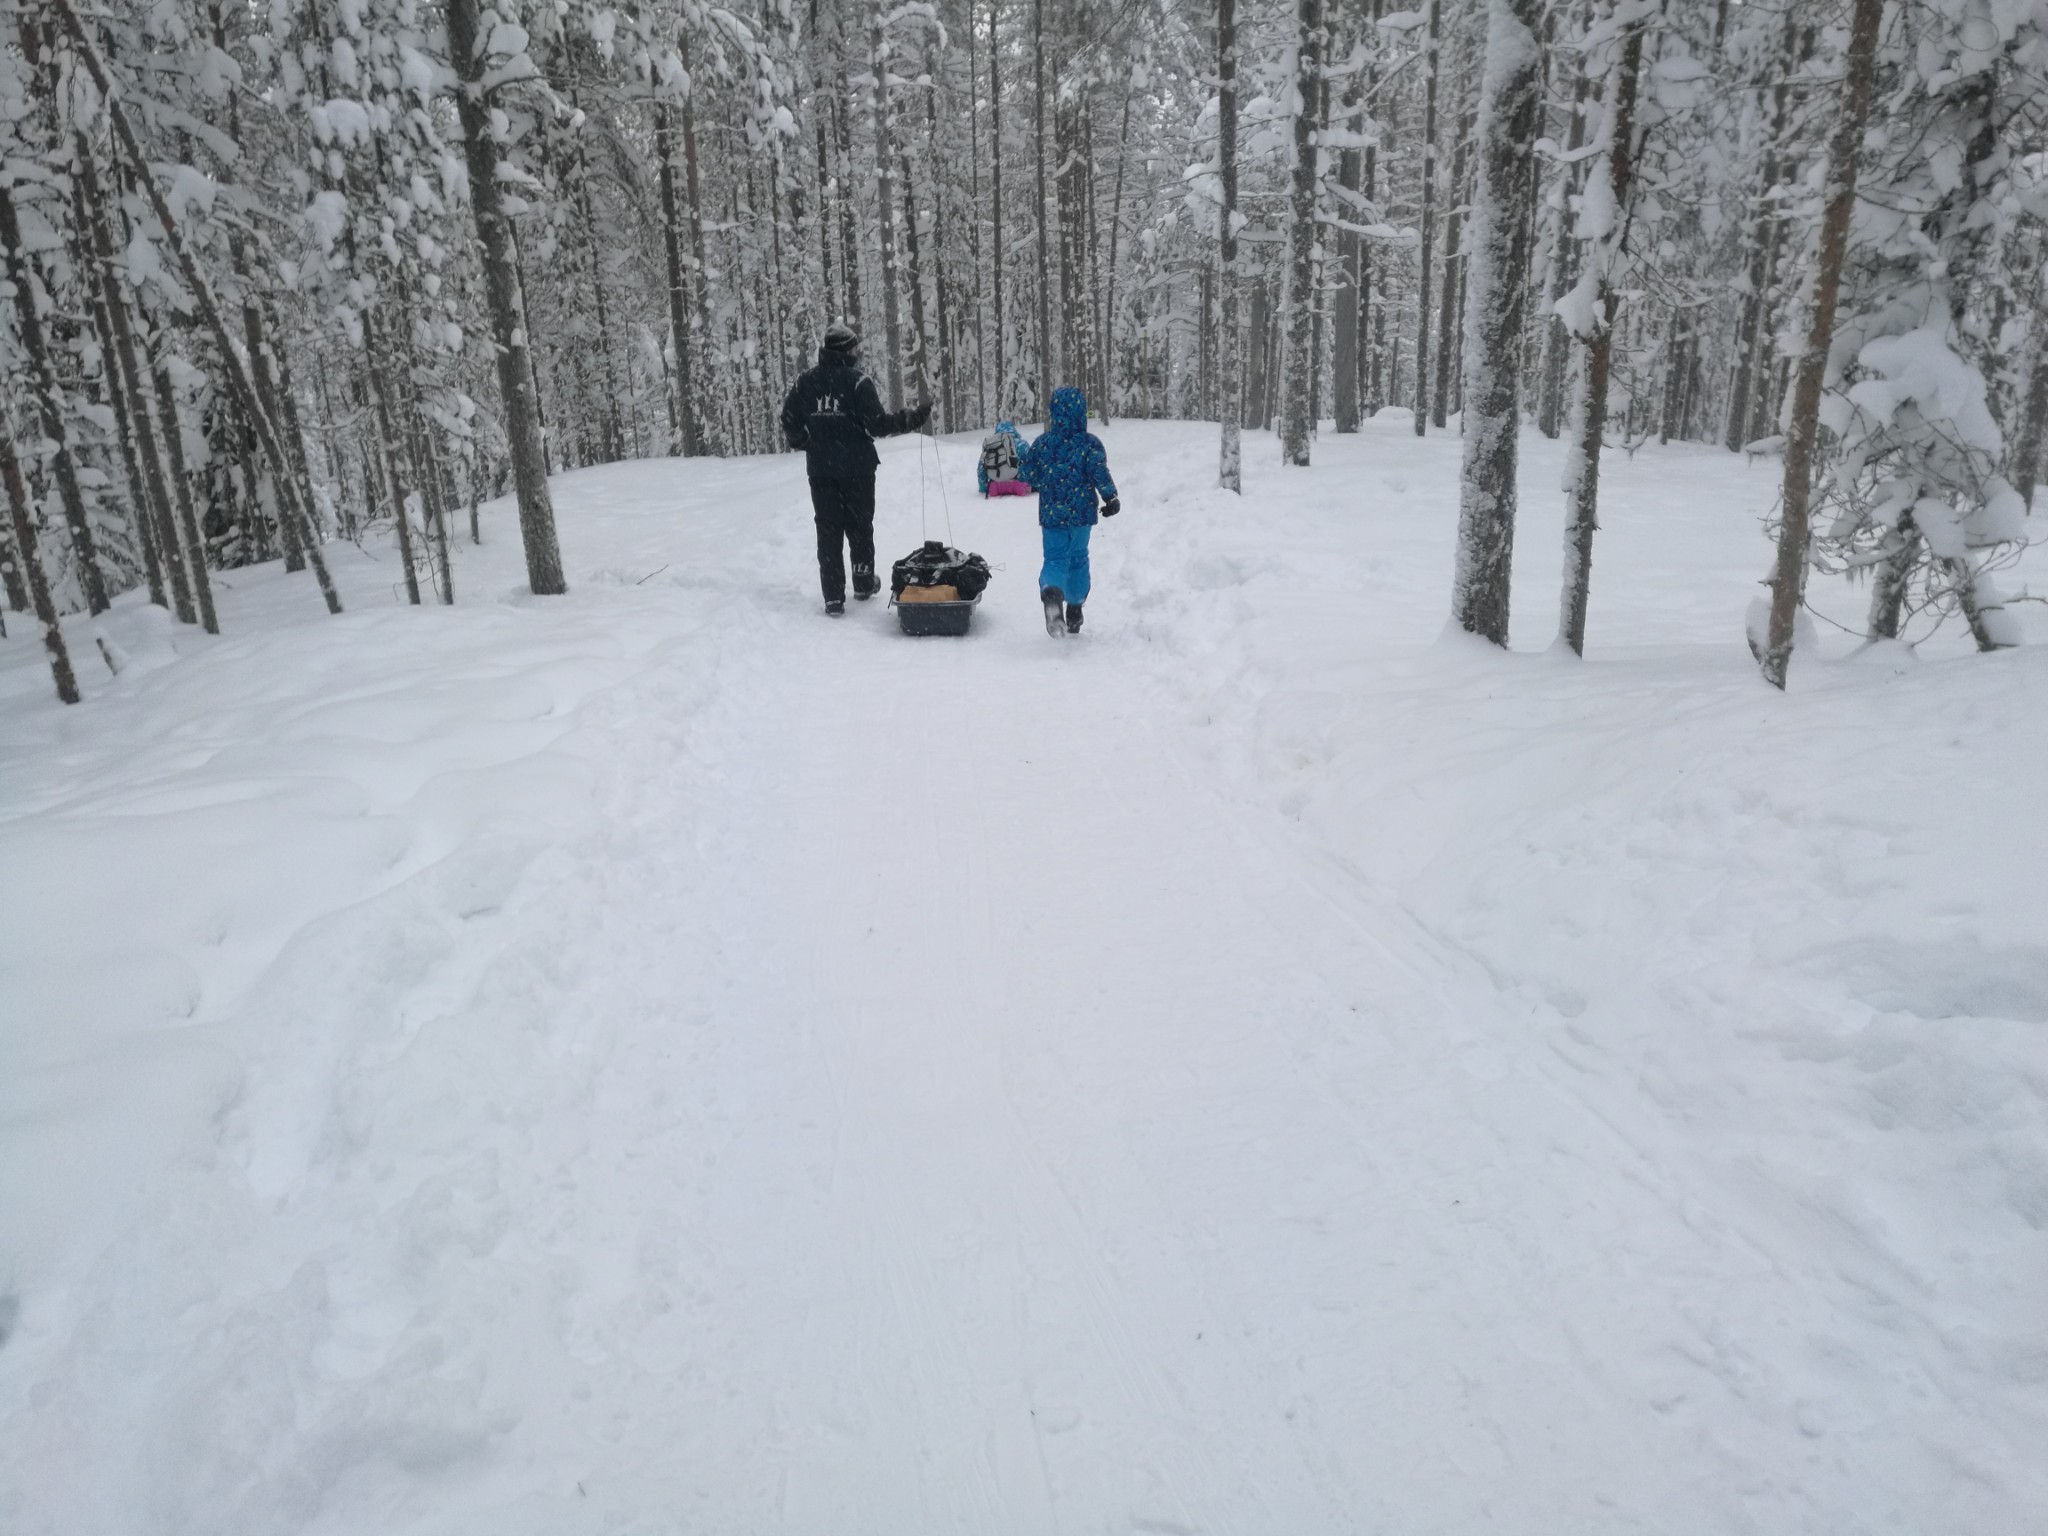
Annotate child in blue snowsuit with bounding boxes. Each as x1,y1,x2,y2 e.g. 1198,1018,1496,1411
1019,386,1119,636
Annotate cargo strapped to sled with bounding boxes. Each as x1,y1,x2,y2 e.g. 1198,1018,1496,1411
889,540,990,636
890,540,992,601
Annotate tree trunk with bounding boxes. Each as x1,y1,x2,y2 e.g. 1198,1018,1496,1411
2011,335,2048,509
678,34,718,455
1432,112,1472,429
1559,14,1647,657
1866,514,1919,640
1245,286,1261,434
1104,80,1134,419
1725,5,1800,451
52,0,339,614
899,150,933,408
1452,0,1544,646
1218,0,1242,491
1759,0,1883,689
0,500,28,612
871,5,906,402
570,114,625,463
363,313,422,605
1412,0,1442,437
445,0,564,595
1280,0,1324,466
1333,57,1362,434
1057,91,1089,395
1361,86,1381,413
0,184,108,614
76,194,165,609
77,135,194,624
815,82,839,318
988,0,1005,416
1033,0,1053,415
0,413,79,703
832,88,865,333
655,104,699,456
146,330,221,632
922,54,958,429
1535,29,1594,440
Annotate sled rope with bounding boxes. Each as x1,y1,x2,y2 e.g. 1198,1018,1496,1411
914,421,954,549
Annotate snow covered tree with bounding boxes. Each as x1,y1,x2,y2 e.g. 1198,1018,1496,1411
1756,0,1883,688
1218,0,1244,491
1558,0,1651,657
1278,0,1325,466
1453,0,1545,645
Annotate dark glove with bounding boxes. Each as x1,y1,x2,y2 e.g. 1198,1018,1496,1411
908,401,932,429
1100,496,1121,518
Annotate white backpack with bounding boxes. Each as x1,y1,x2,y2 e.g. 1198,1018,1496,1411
980,431,1019,483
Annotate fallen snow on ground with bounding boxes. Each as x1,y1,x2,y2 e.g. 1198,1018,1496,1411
3,416,2045,1535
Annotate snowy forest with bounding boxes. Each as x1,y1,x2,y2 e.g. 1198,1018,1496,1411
2,0,2045,699
10,5,2048,1526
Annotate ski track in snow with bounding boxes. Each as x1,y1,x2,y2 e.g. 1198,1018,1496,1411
3,417,2046,1534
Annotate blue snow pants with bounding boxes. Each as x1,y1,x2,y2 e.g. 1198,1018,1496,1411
1039,524,1093,605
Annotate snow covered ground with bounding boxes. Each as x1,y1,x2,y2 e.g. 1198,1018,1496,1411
4,414,2045,1535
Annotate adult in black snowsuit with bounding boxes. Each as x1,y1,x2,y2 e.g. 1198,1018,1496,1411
779,323,930,614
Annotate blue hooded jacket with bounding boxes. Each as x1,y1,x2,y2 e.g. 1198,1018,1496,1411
1020,387,1118,529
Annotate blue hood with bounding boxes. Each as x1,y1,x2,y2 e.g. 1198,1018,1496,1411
1048,386,1087,434
996,418,1017,434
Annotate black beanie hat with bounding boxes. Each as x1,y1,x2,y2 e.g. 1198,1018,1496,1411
824,321,860,353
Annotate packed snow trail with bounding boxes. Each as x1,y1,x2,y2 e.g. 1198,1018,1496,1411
3,419,2044,1533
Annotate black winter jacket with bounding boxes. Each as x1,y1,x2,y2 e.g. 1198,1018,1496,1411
779,351,918,478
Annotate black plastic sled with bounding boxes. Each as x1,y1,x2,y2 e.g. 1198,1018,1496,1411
890,540,993,637
893,593,981,636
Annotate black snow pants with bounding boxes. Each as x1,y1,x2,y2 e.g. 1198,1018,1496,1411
809,475,877,603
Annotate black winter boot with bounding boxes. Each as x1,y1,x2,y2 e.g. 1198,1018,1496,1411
852,564,879,600
1041,585,1065,638
1065,603,1083,634
825,598,845,617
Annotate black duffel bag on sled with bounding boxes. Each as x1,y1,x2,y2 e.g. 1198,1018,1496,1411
889,540,992,635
